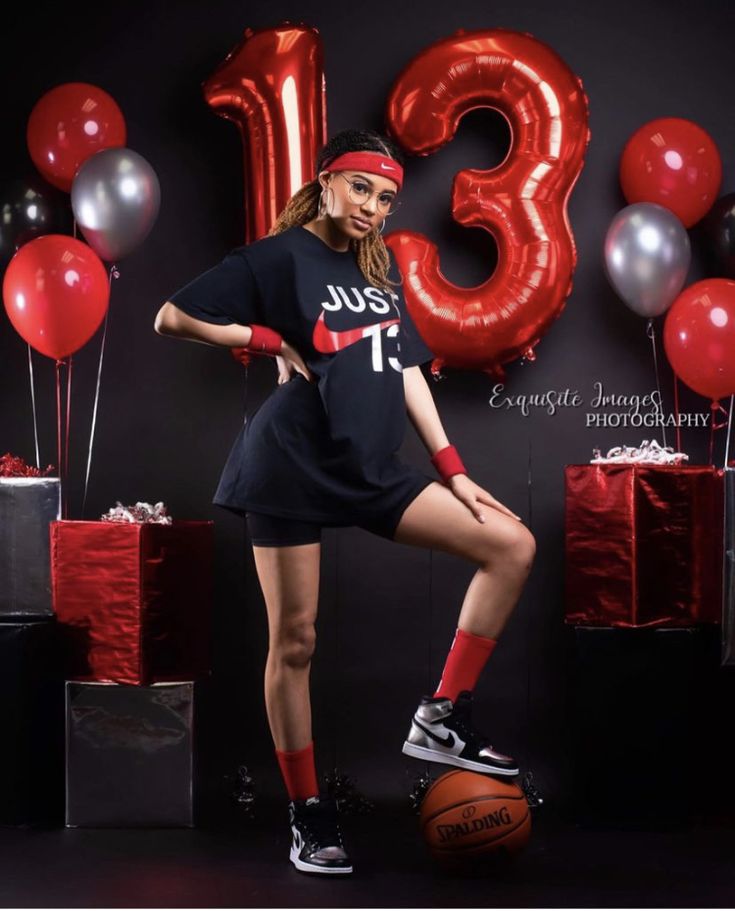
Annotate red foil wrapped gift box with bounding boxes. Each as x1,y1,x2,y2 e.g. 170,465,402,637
564,464,724,628
50,520,213,685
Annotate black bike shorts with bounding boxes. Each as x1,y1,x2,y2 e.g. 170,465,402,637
245,501,414,547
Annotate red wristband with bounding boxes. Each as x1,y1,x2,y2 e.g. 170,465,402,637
431,445,466,483
247,324,282,356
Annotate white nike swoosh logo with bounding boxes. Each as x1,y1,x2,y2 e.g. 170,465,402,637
380,163,395,170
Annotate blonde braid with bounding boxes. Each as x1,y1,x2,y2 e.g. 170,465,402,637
267,178,402,295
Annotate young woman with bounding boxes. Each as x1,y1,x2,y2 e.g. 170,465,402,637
155,129,536,876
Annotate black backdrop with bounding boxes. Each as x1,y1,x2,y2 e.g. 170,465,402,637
2,0,734,811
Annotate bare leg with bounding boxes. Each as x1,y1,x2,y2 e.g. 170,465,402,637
393,481,536,638
252,541,321,751
254,539,353,873
394,482,534,773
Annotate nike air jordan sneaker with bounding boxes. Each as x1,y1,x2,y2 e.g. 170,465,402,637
402,690,519,777
287,794,353,875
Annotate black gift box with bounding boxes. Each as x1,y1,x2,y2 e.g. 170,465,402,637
569,625,715,828
0,478,60,618
65,681,196,827
0,621,64,826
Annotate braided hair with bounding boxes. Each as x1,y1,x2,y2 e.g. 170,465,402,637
268,129,405,293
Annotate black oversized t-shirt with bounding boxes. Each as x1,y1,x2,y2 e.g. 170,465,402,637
168,224,435,527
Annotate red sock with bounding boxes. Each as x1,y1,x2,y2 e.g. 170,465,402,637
275,741,319,801
433,627,498,703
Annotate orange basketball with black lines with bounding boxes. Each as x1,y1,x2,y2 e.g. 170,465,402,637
420,770,531,860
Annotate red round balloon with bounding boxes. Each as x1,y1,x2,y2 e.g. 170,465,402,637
384,28,590,379
663,278,735,402
27,82,126,193
620,118,722,228
3,234,110,359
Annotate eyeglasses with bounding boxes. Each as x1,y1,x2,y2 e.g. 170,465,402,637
336,173,401,216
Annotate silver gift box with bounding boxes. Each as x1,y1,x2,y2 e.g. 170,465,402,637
0,477,61,618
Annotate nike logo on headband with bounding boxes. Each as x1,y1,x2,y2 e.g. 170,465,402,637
312,311,399,354
380,163,395,171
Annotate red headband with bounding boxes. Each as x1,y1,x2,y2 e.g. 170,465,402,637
321,151,403,191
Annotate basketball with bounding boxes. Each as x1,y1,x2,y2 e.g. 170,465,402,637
420,770,531,864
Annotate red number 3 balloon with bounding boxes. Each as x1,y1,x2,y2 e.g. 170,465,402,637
385,28,590,379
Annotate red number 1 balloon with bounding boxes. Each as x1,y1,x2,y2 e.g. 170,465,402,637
385,28,591,379
203,23,327,244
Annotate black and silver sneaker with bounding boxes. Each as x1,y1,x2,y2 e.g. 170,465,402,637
402,690,519,777
288,794,353,875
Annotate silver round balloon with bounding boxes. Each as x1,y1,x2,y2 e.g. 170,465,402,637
603,203,691,317
71,147,161,262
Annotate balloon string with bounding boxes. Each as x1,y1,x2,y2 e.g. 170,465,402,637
525,429,533,757
645,319,667,450
724,395,734,470
65,356,73,518
673,374,682,455
709,400,729,465
55,361,62,511
27,344,41,469
82,264,119,519
55,358,67,519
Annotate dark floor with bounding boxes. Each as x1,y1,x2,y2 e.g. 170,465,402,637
1,802,734,908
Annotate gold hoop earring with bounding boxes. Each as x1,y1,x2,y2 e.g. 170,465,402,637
379,218,386,235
